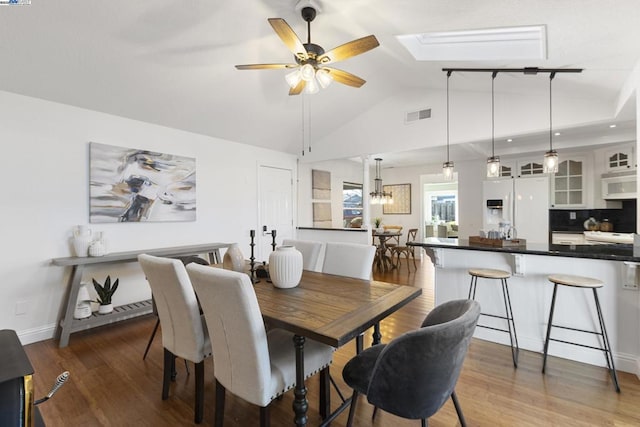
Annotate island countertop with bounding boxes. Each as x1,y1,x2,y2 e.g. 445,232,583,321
409,237,640,262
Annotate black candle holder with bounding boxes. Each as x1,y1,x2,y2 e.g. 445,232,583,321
249,229,259,283
271,229,277,252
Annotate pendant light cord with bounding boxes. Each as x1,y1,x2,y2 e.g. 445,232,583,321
446,71,451,162
491,72,497,157
549,72,555,151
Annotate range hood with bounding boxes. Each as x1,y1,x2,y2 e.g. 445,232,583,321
602,170,637,200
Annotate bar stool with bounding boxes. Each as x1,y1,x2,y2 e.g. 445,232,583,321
468,268,519,367
542,274,620,392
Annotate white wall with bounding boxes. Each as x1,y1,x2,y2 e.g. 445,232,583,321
0,90,296,344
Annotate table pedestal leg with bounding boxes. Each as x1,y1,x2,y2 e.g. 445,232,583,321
293,334,308,427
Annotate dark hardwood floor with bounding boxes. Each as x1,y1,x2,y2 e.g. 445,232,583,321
25,256,640,426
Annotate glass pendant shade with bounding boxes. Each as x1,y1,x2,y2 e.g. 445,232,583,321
300,64,315,81
304,76,319,94
316,68,333,88
442,161,454,181
543,150,559,173
285,69,302,88
487,156,500,178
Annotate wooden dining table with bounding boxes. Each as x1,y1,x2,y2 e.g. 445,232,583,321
372,230,402,272
254,270,422,426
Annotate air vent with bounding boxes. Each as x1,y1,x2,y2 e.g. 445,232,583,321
405,108,431,124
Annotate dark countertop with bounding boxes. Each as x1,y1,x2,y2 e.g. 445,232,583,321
410,237,640,262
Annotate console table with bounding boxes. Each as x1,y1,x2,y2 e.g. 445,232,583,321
51,243,230,348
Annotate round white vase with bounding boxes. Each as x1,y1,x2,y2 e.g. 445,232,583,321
269,245,303,289
223,243,245,272
74,283,92,319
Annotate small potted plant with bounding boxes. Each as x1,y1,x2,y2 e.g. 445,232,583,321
374,217,384,233
92,275,119,314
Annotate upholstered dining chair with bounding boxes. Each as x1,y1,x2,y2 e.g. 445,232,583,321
138,254,212,424
322,242,376,281
342,299,481,427
390,228,419,271
282,239,323,272
186,264,334,427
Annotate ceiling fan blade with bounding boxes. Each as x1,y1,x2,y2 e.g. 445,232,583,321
235,63,298,70
289,80,306,96
317,35,379,64
268,18,308,61
325,67,366,88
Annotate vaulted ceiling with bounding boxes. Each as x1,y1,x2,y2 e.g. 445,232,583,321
0,0,638,165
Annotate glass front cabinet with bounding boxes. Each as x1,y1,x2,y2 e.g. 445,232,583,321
551,157,586,207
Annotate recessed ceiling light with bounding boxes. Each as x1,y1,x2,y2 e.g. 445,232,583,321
609,124,617,128
507,138,513,142
554,132,561,136
396,25,547,61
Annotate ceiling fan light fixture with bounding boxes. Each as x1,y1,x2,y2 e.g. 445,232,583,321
300,63,315,81
304,75,320,94
285,69,302,88
316,68,333,88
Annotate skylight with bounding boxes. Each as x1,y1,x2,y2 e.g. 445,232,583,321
396,25,547,61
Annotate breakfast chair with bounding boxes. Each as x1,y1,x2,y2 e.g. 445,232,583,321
282,239,323,272
342,299,481,427
390,228,419,271
186,265,334,427
138,254,212,424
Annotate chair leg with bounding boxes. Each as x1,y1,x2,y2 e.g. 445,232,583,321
162,348,174,399
542,283,559,374
356,334,364,354
319,366,330,419
451,390,466,427
593,288,621,392
259,405,270,427
215,380,225,427
372,405,378,420
421,419,427,427
411,250,417,270
501,278,519,368
194,361,204,424
142,318,160,360
346,391,359,427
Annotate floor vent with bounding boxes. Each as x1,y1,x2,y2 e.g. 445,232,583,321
405,108,431,123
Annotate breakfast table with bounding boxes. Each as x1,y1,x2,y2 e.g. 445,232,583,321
254,270,421,426
372,230,402,272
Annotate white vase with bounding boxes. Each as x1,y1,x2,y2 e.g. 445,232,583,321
269,245,303,289
98,303,113,315
73,283,92,319
72,225,92,257
223,243,245,272
89,232,106,257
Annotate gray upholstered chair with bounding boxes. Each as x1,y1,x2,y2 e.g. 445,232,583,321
138,254,212,424
282,239,323,272
186,264,334,427
342,299,481,427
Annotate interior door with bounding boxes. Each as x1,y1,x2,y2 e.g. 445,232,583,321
258,165,294,262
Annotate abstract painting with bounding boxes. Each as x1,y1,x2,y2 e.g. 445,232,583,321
383,183,411,214
89,142,196,223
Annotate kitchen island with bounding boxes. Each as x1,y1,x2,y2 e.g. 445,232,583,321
410,237,640,376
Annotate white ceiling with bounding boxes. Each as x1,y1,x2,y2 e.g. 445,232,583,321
0,0,639,165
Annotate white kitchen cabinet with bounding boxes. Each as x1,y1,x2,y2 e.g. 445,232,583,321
517,159,545,176
604,144,635,172
551,156,586,208
498,160,515,177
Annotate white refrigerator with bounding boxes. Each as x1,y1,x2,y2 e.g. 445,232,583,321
482,176,550,243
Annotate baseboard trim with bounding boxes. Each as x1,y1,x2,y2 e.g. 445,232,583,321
16,324,56,345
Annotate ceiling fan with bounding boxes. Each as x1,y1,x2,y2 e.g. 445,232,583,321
235,4,379,95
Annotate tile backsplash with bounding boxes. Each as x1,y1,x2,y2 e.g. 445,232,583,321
549,200,637,232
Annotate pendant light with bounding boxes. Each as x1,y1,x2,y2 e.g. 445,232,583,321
370,158,393,204
543,72,559,173
442,71,454,180
486,72,500,178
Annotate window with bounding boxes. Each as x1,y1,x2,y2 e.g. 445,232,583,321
343,182,363,227
430,194,457,222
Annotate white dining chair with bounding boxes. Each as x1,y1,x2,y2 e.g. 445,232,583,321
138,254,212,424
282,239,324,272
186,264,334,427
322,242,376,281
